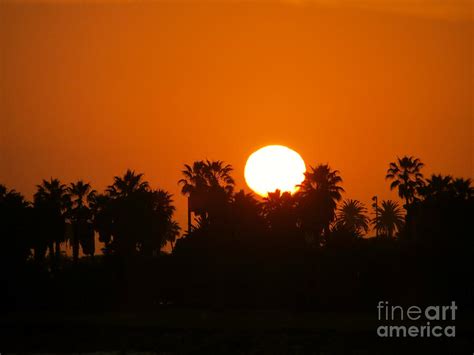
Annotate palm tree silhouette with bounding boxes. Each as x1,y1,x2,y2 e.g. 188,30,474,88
335,199,369,237
262,189,297,233
372,200,404,238
231,190,263,226
0,185,31,264
66,181,96,262
232,190,261,214
164,220,181,252
100,170,180,257
179,160,234,195
179,160,234,230
137,189,178,256
386,156,424,208
34,178,69,264
418,174,452,198
68,181,96,208
418,175,474,201
107,169,149,198
451,178,474,200
0,185,29,208
104,170,152,256
298,164,344,241
89,193,114,251
301,164,344,197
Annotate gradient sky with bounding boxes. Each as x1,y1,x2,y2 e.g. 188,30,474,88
1,0,472,235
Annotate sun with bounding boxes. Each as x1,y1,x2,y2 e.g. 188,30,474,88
244,145,306,197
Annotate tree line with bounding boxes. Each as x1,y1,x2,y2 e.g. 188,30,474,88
1,155,473,311
2,156,472,262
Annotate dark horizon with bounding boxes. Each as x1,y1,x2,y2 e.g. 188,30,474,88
1,154,473,353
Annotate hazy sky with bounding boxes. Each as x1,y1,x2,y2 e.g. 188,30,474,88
1,0,472,232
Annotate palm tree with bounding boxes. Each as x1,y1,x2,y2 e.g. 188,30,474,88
34,178,69,264
232,190,263,226
0,185,31,264
418,174,452,199
372,200,405,238
179,160,234,229
101,170,179,257
386,156,424,208
262,189,297,233
298,164,344,241
68,181,96,208
179,160,234,195
89,193,114,251
451,178,474,200
66,181,96,262
136,189,178,256
107,169,149,198
232,190,261,214
0,185,29,208
163,220,181,252
228,190,265,249
407,175,473,245
104,170,152,256
335,199,369,237
35,178,69,207
418,175,473,202
152,189,176,220
301,164,344,199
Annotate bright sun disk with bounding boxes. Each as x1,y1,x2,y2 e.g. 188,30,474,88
244,145,306,197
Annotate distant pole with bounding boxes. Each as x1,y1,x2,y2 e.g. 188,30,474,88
372,196,378,237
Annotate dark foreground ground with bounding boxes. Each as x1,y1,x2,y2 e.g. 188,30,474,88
1,309,473,354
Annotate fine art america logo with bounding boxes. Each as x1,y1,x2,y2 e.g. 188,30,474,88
377,301,457,338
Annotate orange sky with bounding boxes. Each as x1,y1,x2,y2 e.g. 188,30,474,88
1,0,472,235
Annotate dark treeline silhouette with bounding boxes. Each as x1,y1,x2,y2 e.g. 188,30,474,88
1,156,473,313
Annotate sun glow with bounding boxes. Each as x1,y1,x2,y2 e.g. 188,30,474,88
244,145,306,197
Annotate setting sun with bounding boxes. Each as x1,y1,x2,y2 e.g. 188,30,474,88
244,145,306,197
